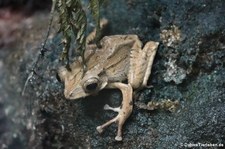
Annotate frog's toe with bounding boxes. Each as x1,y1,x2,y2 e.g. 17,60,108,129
96,116,118,134
145,84,153,88
103,104,111,110
103,104,120,113
115,136,122,141
96,126,104,133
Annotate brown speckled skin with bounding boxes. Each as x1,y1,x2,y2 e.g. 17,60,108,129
58,34,158,141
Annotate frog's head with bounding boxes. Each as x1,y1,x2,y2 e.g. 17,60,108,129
57,61,108,100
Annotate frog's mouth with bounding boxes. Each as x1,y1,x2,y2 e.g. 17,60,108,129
64,85,89,100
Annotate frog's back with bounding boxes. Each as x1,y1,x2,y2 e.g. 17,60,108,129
85,35,136,82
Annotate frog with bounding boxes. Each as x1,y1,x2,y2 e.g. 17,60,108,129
57,22,159,141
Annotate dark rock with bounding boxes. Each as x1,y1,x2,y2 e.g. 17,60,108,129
0,0,225,148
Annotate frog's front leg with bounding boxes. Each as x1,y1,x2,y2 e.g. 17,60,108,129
96,82,133,141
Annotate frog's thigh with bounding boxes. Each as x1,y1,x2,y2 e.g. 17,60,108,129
142,41,159,87
128,41,159,88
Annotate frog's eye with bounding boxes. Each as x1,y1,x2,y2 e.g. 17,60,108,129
83,77,100,93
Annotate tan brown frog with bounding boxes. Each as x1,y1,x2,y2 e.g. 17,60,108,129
58,23,159,141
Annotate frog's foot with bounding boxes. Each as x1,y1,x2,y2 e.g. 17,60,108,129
96,114,122,141
96,82,133,141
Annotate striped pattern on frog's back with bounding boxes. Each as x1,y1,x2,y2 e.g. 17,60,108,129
85,35,137,82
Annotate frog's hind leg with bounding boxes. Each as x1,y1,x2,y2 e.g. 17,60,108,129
96,82,133,141
128,41,159,89
142,41,159,87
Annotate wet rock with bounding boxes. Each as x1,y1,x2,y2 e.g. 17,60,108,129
160,25,181,48
0,0,225,148
163,58,187,84
154,69,225,148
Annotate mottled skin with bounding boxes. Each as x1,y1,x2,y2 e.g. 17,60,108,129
58,33,158,141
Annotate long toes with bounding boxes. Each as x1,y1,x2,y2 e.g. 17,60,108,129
103,104,121,112
103,104,111,110
96,126,104,133
145,85,153,88
115,136,122,141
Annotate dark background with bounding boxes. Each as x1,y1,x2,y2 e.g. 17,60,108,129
0,0,224,148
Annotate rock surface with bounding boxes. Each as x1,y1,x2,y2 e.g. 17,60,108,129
0,0,224,148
